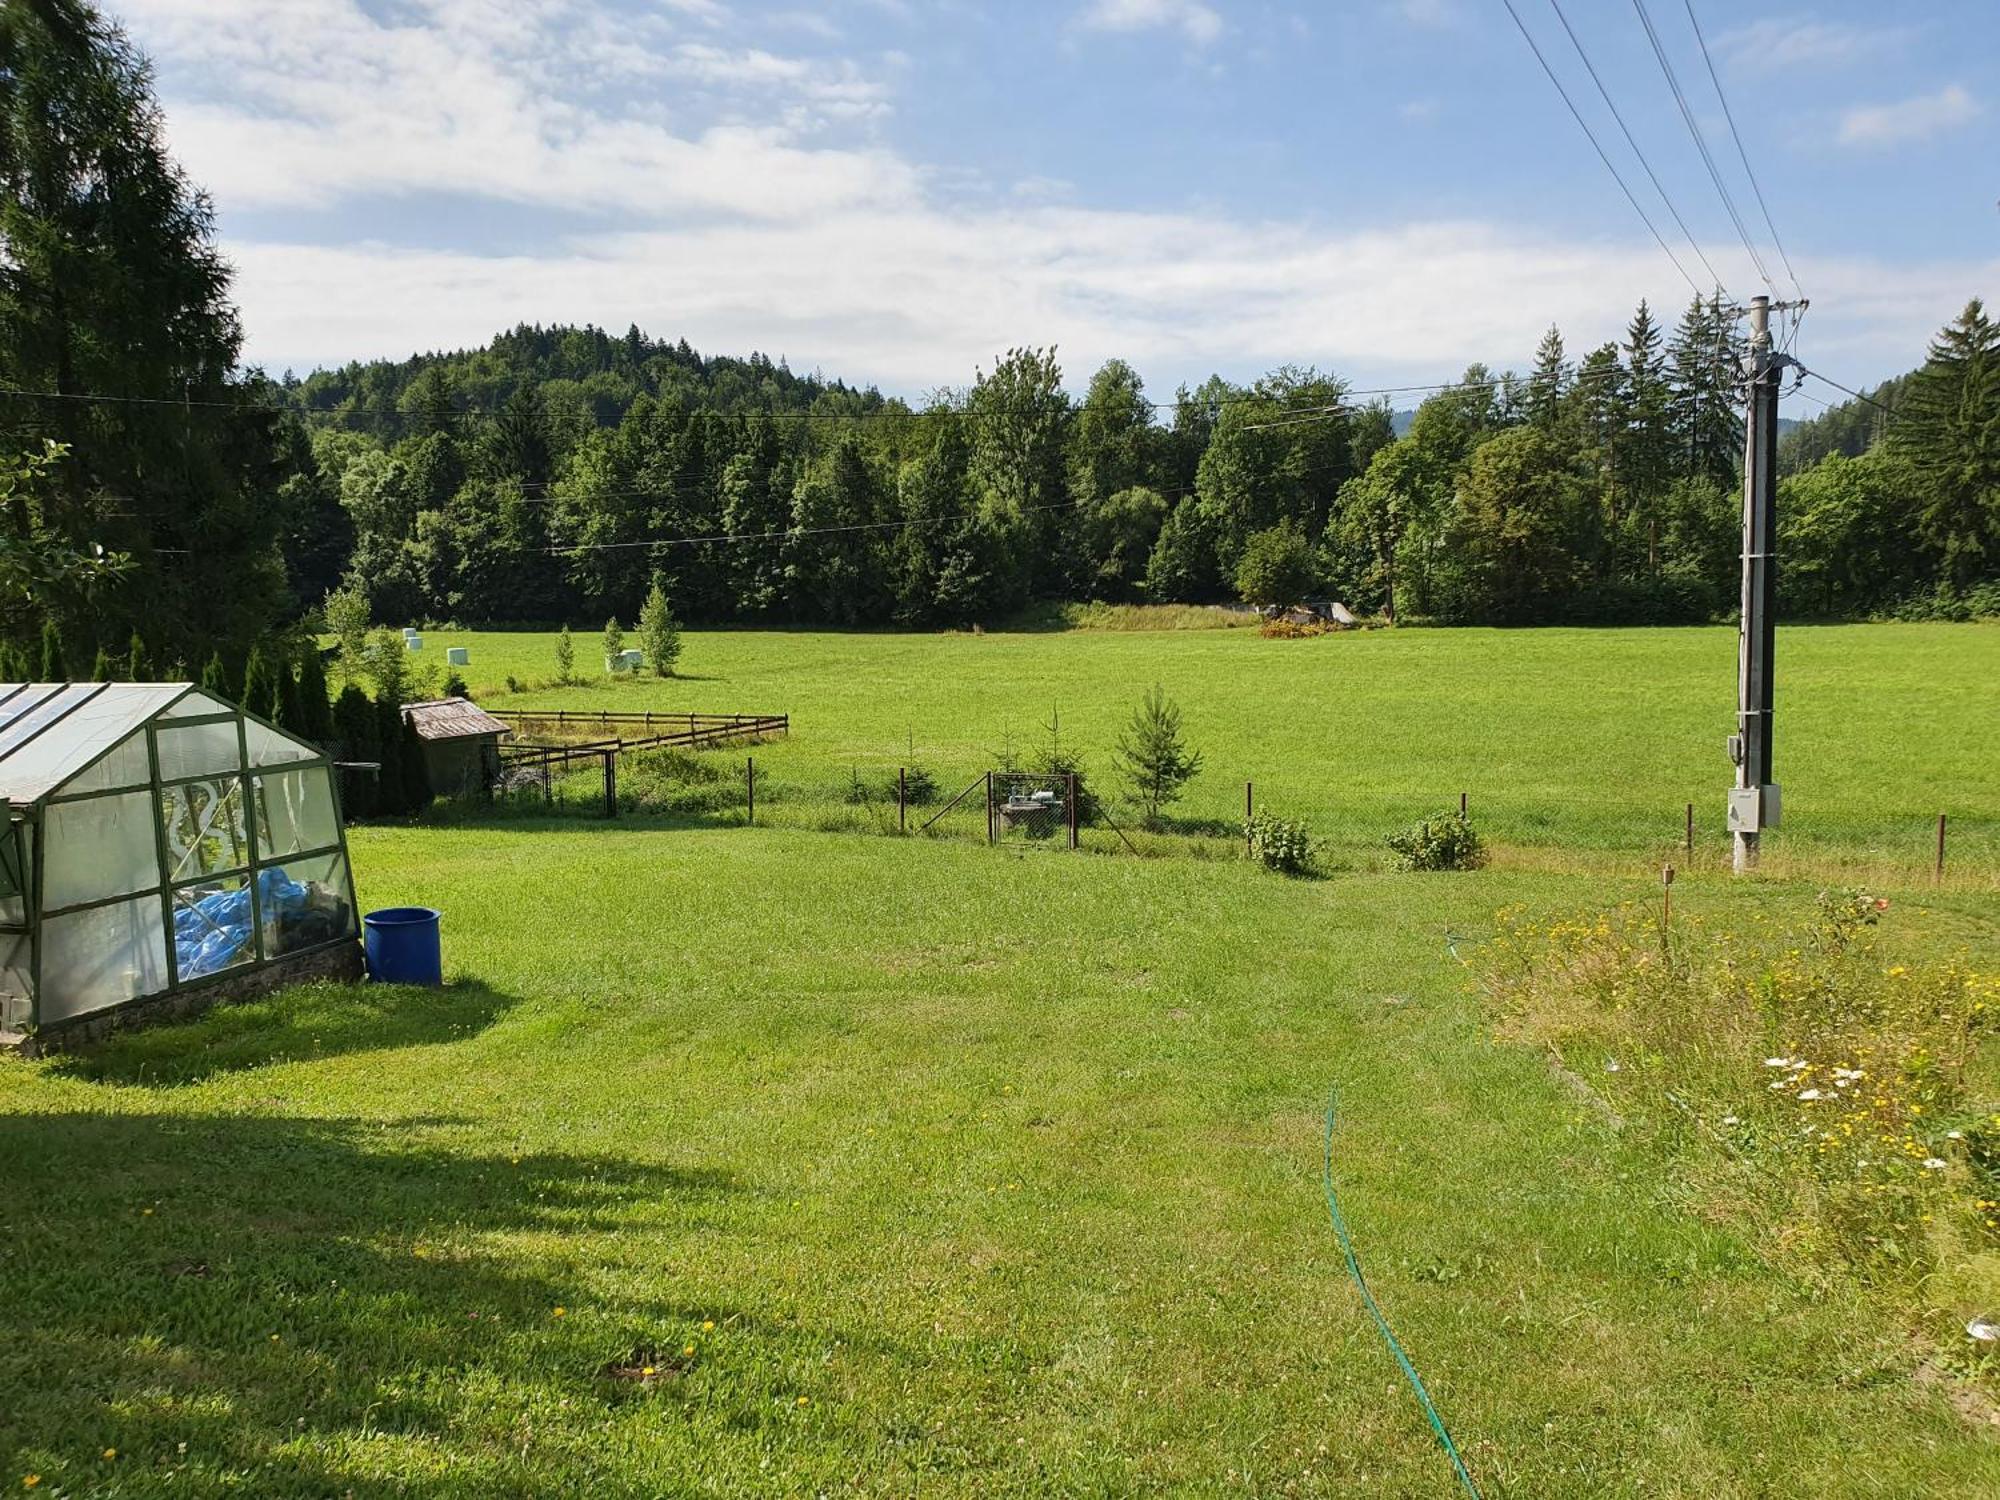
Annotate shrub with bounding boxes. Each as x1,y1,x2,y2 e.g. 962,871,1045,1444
602,616,624,669
1246,810,1314,875
1234,520,1319,609
1258,617,1336,639
638,580,682,677
554,626,576,685
1387,811,1486,871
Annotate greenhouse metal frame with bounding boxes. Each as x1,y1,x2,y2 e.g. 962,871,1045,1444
0,682,360,1038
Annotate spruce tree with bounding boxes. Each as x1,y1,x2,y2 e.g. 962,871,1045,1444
200,650,229,699
0,1,289,667
241,645,279,722
38,618,65,679
90,645,114,681
297,650,335,745
276,654,306,730
1526,326,1569,431
1890,299,2000,588
400,713,433,811
126,631,146,682
554,625,575,685
331,685,379,819
373,694,407,815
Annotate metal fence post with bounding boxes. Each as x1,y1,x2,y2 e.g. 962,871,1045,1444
985,771,995,845
746,756,756,825
899,766,907,833
1936,813,1947,883
1686,802,1695,858
603,750,616,818
1245,780,1253,854
1067,771,1078,850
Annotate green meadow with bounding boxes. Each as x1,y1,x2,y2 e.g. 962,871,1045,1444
5,620,1998,1495
3,828,1997,1497
436,620,1999,874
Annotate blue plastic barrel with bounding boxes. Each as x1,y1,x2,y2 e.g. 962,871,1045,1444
363,907,443,985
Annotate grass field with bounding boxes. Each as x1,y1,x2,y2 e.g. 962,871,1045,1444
412,621,1999,875
3,828,1998,1496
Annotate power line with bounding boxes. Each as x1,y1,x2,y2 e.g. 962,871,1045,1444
1499,0,1705,297
1628,0,1775,291
1681,0,1802,299
1545,0,1730,296
1795,367,1900,421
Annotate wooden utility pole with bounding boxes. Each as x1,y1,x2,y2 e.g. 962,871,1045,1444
1728,294,1795,874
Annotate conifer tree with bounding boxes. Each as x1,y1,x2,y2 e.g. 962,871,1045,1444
126,631,146,682
1891,299,2000,588
38,618,65,679
91,645,114,681
297,650,335,745
331,685,379,819
241,645,280,722
1526,326,1569,431
1114,685,1204,826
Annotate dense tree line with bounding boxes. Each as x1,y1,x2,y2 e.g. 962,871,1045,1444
4,0,1996,696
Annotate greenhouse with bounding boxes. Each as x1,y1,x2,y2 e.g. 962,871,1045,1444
0,683,359,1041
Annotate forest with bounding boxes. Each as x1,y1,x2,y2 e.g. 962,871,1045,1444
3,0,1998,683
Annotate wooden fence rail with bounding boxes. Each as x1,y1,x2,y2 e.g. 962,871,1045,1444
498,713,788,774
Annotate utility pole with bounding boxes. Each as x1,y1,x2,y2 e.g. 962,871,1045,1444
1727,294,1797,873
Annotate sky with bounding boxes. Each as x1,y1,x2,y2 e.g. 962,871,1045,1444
110,0,2000,406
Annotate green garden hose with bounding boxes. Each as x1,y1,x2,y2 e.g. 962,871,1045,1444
1322,1090,1484,1499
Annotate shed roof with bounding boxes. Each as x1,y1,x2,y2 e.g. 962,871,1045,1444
401,698,512,742
0,682,192,804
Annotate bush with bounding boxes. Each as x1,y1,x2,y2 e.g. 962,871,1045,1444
1387,811,1486,871
1246,810,1314,875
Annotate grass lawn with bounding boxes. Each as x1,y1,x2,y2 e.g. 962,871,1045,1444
4,826,1998,1496
409,621,1999,874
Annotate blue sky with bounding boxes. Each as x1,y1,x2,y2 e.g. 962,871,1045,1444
114,0,1998,404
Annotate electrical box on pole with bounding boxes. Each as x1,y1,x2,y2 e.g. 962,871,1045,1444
1729,294,1798,872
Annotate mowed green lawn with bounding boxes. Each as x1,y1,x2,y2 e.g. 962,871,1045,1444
4,828,1998,1496
429,621,1998,870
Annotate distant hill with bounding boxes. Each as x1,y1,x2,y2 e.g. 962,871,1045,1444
1777,371,1911,474
280,322,893,424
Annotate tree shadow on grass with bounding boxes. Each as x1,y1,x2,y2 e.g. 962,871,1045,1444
47,979,517,1088
0,1110,744,1497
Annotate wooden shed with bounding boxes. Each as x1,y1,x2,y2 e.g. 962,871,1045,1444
401,699,511,796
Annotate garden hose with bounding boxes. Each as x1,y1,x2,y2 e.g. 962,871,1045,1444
1322,1090,1484,1499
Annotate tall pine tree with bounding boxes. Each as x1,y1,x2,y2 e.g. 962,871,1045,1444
1890,299,2000,589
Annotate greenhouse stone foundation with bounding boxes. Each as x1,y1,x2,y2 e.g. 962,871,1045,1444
7,937,363,1057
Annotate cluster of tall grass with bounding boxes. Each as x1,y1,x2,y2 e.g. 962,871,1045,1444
1480,890,2000,1377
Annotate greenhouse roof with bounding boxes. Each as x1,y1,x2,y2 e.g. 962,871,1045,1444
0,683,194,804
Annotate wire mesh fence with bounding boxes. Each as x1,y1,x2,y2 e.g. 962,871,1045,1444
427,741,2000,888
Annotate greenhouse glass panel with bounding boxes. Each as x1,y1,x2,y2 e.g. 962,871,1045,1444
246,721,318,766
44,791,158,909
0,931,29,1032
0,684,100,757
255,767,340,858
156,720,243,782
161,692,234,720
173,873,257,981
41,895,171,1023
54,729,151,796
257,854,356,960
0,823,25,927
160,776,251,881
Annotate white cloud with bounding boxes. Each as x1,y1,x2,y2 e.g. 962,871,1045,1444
218,214,1995,398
1075,0,1223,47
1711,18,1911,70
1392,0,1458,30
108,0,1987,394
1838,83,1980,146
